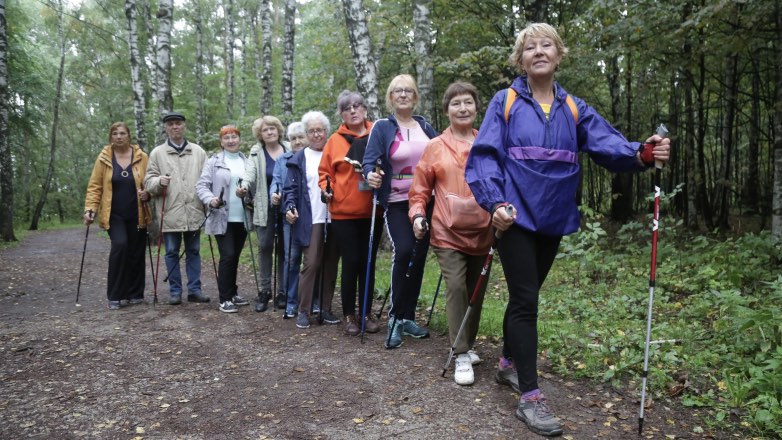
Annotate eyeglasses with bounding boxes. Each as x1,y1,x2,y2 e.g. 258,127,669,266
392,88,414,96
341,103,364,112
307,128,326,136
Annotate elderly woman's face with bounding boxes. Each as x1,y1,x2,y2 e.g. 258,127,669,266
221,132,241,153
340,102,367,130
260,123,279,145
306,121,327,151
447,93,477,129
288,133,308,152
390,82,417,113
111,126,130,148
521,36,561,79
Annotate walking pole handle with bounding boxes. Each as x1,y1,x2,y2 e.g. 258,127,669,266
651,124,669,170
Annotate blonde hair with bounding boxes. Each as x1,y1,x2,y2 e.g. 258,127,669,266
508,23,568,75
384,74,419,113
251,115,284,145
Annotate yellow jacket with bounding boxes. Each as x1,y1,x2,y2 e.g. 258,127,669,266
84,144,151,230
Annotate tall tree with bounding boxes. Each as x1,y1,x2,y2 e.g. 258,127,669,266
194,0,206,144
413,0,433,121
259,0,272,114
0,0,14,241
280,0,296,122
155,0,174,141
773,2,782,241
125,0,147,152
30,0,65,230
341,0,379,120
223,0,235,119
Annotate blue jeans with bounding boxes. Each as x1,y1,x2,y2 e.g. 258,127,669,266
164,231,202,297
283,223,302,314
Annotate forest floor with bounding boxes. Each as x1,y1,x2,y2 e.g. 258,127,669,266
0,227,725,439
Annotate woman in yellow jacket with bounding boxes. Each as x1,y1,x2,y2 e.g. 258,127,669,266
408,82,491,385
83,122,151,310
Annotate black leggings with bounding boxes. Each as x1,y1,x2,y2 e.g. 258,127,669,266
331,217,382,317
215,222,247,303
498,226,561,393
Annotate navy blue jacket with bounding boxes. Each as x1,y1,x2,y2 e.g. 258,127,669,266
283,148,314,247
466,75,647,236
362,114,438,207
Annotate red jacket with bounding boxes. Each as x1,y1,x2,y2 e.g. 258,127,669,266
409,127,492,255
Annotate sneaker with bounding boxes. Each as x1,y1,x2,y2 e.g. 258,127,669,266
283,310,296,319
467,349,482,365
495,357,520,393
515,395,563,437
168,295,182,305
107,300,121,310
275,293,286,310
385,317,403,349
129,298,144,305
296,312,311,329
232,295,249,306
344,315,360,336
362,315,380,334
219,301,238,313
312,302,321,314
454,353,475,386
187,293,210,303
255,290,270,313
402,319,430,339
320,310,341,325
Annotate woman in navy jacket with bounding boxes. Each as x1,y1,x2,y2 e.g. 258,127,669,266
363,74,438,349
465,23,670,437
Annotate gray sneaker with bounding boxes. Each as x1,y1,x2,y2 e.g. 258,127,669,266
495,357,520,393
219,301,238,313
515,396,563,437
401,319,429,339
296,312,311,329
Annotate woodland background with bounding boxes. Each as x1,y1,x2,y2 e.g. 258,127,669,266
0,0,780,238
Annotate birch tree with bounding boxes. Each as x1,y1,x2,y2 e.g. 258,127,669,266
224,0,235,119
0,0,14,241
260,0,272,114
772,3,782,241
125,0,147,151
280,0,296,122
155,0,174,141
413,0,433,121
194,0,206,144
341,0,379,120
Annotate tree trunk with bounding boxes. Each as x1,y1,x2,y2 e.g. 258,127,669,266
607,53,633,222
717,52,738,230
0,0,15,241
281,0,296,123
413,0,434,122
155,0,174,143
341,0,380,121
260,0,272,114
743,61,760,214
30,0,65,231
223,0,235,119
695,50,713,229
125,0,147,152
194,1,206,145
772,3,782,241
238,15,248,118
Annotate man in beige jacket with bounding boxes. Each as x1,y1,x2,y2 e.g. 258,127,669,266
144,112,211,305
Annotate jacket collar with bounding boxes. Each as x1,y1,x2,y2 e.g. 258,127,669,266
98,144,144,166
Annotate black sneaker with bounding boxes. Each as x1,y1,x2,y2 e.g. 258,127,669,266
168,295,182,305
296,312,310,329
275,293,286,310
515,395,563,437
187,293,210,303
219,301,238,313
232,295,249,306
320,310,341,325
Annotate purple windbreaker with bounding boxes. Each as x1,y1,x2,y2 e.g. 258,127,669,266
465,76,647,236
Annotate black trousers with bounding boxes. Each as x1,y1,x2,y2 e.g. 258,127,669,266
331,217,382,317
106,216,146,302
215,222,247,303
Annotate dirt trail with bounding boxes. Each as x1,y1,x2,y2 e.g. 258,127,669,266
0,228,713,439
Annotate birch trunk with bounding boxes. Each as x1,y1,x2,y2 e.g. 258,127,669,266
413,0,433,121
281,0,296,122
341,0,379,120
155,0,174,142
125,0,147,152
0,0,15,241
194,2,206,145
238,14,248,118
260,0,272,114
30,0,65,230
251,6,262,112
224,0,235,119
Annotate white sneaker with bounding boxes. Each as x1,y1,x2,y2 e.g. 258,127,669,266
467,349,481,365
454,353,475,386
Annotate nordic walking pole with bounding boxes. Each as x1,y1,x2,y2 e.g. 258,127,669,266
272,183,281,311
153,174,170,305
317,176,332,325
75,209,94,306
425,273,443,326
162,208,213,282
441,205,514,377
283,216,294,319
361,160,381,343
375,286,390,319
639,123,669,435
386,216,428,347
236,180,261,303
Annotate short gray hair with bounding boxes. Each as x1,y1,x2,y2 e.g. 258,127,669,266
336,90,366,114
286,121,306,140
301,111,330,134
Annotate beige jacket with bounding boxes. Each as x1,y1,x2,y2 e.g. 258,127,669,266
84,144,151,230
240,143,287,227
144,140,208,232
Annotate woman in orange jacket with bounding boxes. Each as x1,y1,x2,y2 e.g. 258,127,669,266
408,82,491,384
83,122,151,310
319,91,382,336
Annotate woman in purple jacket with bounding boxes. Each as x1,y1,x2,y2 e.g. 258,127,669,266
465,23,670,437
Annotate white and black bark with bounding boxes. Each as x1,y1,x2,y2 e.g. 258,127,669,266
155,0,174,142
281,0,296,122
413,0,433,121
0,0,14,241
125,0,147,152
260,0,272,114
194,1,206,144
341,0,379,120
223,0,235,119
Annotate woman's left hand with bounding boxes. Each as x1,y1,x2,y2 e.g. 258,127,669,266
138,189,150,202
642,135,671,165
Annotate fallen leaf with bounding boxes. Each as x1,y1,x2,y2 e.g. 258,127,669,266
353,418,364,424
135,427,145,434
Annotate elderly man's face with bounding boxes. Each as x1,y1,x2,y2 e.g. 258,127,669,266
165,120,186,142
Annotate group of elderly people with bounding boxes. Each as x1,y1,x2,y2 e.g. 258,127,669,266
83,23,672,437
